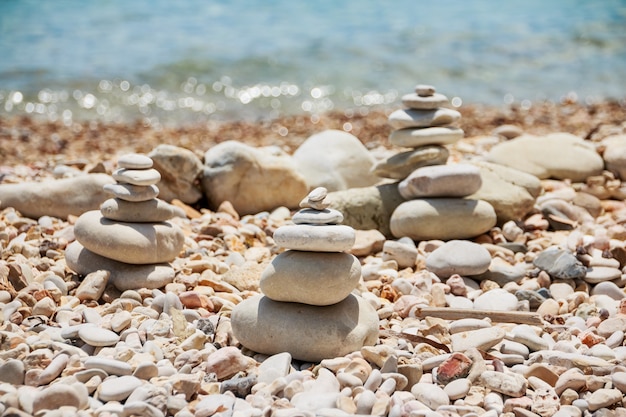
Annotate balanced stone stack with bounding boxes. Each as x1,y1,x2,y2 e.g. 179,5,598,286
374,84,497,241
231,187,379,362
65,153,186,291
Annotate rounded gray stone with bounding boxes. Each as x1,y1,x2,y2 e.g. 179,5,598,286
292,208,343,225
273,224,355,252
100,198,186,223
533,249,587,280
260,251,361,305
401,92,449,110
113,167,162,186
390,198,497,241
117,153,153,169
103,183,160,202
231,294,379,362
373,145,449,180
65,241,176,290
426,240,492,278
74,210,184,264
388,108,461,130
398,164,482,199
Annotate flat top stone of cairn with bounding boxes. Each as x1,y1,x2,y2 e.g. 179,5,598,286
117,153,153,169
415,84,436,96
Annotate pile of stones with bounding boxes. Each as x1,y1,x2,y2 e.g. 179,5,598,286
232,187,379,362
65,153,186,291
373,84,497,240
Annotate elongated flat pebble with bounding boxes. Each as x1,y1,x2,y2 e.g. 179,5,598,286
444,378,471,400
415,84,436,96
388,108,461,130
273,224,355,252
292,208,343,225
587,388,623,411
103,183,160,202
583,266,622,284
390,126,464,147
113,167,161,186
450,327,505,352
98,375,143,402
117,153,153,169
449,318,491,334
401,92,449,109
78,326,120,346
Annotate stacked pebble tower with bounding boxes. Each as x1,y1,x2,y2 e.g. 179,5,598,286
65,153,186,291
231,187,379,362
375,84,497,240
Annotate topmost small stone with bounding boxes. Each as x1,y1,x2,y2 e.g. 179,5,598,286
299,187,330,210
415,84,436,97
117,153,153,170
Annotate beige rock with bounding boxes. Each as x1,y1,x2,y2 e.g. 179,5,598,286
148,144,204,204
260,251,361,305
372,145,449,180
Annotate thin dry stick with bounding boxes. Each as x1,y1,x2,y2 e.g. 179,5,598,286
411,307,544,326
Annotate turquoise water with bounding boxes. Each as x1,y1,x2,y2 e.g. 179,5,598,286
1,0,625,125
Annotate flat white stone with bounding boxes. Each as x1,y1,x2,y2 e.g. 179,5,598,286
473,289,519,311
426,240,492,278
78,325,120,347
98,375,143,402
117,153,153,169
450,327,505,352
388,108,461,130
401,92,449,110
273,224,355,252
113,167,161,186
103,183,159,202
415,84,436,96
390,126,464,148
100,198,185,223
292,208,343,225
584,266,622,284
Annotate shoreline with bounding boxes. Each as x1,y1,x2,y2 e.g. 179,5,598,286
2,99,626,171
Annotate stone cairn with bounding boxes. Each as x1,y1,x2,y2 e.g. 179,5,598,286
65,153,186,291
231,187,379,363
372,84,497,241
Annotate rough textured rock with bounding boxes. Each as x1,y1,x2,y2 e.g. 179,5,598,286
148,144,204,204
469,161,542,223
486,133,604,181
201,140,308,215
231,294,379,362
326,183,405,238
0,173,115,219
390,198,497,241
292,130,380,191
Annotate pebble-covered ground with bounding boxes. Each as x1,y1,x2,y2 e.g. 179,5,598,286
1,100,626,417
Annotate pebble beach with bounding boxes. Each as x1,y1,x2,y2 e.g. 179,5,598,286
1,95,626,417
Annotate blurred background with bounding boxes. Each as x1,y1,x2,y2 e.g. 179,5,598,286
0,0,625,125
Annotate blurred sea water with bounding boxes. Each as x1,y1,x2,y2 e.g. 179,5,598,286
0,0,625,125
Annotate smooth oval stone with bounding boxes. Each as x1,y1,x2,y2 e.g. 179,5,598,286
117,153,153,169
390,198,497,241
260,251,361,305
401,92,449,109
231,294,379,362
65,241,176,290
292,208,344,225
74,210,184,264
100,198,186,223
398,164,482,199
372,145,449,180
32,384,83,414
533,249,587,280
113,167,161,186
103,183,160,202
390,127,464,148
273,224,355,252
426,240,492,278
450,326,506,352
411,383,450,410
415,84,436,96
78,325,120,347
84,357,133,376
583,266,622,284
388,108,461,130
474,289,519,311
98,375,143,402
